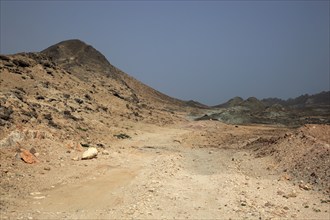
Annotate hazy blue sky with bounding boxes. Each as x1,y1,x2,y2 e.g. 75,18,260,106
1,0,329,105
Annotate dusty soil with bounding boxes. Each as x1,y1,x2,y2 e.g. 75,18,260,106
1,121,329,219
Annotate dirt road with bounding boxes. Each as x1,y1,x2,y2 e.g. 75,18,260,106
1,121,329,219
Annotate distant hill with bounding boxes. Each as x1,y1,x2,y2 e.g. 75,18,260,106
214,96,265,111
202,91,330,126
262,91,330,108
215,91,330,109
185,100,209,109
214,96,244,108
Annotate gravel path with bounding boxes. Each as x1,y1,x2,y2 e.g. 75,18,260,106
1,122,329,219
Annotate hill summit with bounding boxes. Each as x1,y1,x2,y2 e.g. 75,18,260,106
41,39,117,79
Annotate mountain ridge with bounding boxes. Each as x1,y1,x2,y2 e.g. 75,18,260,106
214,91,330,109
41,39,201,111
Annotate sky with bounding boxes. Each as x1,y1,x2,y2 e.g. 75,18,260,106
0,0,329,105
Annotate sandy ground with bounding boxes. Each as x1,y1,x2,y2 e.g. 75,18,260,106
0,121,329,219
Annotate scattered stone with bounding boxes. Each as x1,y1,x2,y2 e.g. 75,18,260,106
283,206,289,210
114,133,131,139
63,110,80,121
283,190,297,199
44,167,51,171
15,152,22,160
320,199,330,204
20,149,38,164
29,147,37,155
43,113,53,121
82,147,98,160
0,106,13,121
63,93,70,99
96,143,105,148
84,94,92,100
299,183,312,191
264,202,274,207
80,143,90,148
102,150,110,155
74,98,84,104
281,174,291,181
35,95,45,100
72,156,80,161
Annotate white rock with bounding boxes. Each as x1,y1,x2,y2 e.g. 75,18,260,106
82,147,98,160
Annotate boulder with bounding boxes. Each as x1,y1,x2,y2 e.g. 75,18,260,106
82,147,98,160
20,149,38,164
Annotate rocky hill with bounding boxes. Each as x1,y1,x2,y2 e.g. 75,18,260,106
41,39,115,79
0,39,207,146
262,91,330,108
41,39,194,112
198,92,330,126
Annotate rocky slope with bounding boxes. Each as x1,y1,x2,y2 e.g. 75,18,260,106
41,39,196,112
199,92,330,126
0,40,208,140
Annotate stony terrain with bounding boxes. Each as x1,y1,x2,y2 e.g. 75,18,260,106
0,40,329,219
198,92,330,126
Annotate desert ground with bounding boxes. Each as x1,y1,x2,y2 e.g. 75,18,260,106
1,120,329,219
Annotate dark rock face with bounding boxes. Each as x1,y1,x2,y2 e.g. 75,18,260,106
41,39,116,78
0,106,13,121
13,58,31,68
